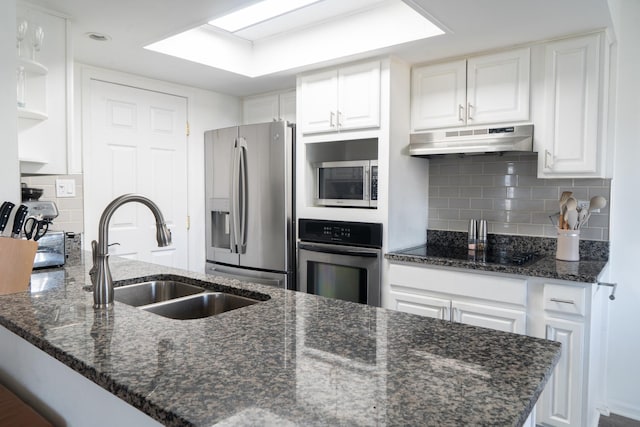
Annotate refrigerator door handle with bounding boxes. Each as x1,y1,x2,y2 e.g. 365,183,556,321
230,138,241,253
238,137,248,254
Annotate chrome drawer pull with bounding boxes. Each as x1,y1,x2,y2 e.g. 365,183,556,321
550,298,575,305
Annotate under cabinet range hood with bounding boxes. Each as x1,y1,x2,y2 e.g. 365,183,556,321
409,124,534,157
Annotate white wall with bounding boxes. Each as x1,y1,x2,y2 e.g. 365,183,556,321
606,0,640,420
0,0,20,203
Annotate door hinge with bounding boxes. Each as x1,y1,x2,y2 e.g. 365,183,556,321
186,121,190,136
186,215,190,230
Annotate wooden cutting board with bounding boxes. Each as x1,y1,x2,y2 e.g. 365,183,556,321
0,237,38,295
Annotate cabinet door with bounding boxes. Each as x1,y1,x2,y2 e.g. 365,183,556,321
537,317,585,427
389,289,450,320
337,61,381,131
451,300,526,334
299,69,338,134
18,5,69,175
242,94,279,125
539,34,601,177
466,48,530,125
279,90,297,123
411,60,467,130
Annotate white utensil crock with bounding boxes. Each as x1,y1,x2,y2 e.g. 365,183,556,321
556,229,580,261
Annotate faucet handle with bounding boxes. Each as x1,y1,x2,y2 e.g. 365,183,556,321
89,240,98,286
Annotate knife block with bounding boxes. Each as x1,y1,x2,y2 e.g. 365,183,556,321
0,237,38,295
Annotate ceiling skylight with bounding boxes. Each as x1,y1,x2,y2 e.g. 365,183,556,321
145,0,445,78
209,0,322,33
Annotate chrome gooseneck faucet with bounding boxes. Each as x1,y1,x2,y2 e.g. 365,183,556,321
90,194,172,309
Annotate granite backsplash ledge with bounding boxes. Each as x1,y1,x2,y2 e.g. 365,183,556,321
426,230,609,261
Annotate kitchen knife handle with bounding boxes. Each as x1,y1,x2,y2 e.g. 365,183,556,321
11,205,29,237
0,201,15,233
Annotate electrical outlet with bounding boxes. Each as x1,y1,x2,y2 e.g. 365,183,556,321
578,200,589,210
56,179,76,198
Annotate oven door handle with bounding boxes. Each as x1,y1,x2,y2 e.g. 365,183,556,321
298,243,379,258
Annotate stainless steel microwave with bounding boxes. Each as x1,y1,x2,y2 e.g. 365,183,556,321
314,160,378,208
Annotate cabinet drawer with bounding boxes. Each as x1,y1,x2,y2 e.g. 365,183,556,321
543,283,586,316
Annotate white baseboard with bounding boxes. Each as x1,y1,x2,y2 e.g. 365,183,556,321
606,399,640,422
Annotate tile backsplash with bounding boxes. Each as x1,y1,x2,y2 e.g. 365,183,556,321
428,153,611,241
21,174,84,234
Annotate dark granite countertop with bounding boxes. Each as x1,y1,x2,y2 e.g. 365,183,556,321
386,231,609,283
0,254,560,426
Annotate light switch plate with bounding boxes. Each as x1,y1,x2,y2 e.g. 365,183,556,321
56,178,76,198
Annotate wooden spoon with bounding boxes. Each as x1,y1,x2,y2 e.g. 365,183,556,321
559,191,573,229
563,197,578,230
583,196,608,225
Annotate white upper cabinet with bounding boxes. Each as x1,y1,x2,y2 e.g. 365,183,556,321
298,60,380,134
17,4,70,175
411,48,530,131
536,33,610,178
411,59,467,129
242,89,296,125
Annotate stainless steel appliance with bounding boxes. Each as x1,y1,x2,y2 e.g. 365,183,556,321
409,124,534,156
314,160,378,208
23,200,65,269
297,219,382,306
204,121,295,289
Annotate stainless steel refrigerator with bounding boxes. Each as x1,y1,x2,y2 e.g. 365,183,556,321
204,121,295,289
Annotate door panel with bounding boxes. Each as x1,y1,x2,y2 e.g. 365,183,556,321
452,300,526,334
205,127,240,266
389,290,449,320
240,121,290,272
85,80,188,268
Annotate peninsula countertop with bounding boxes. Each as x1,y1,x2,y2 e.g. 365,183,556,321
0,254,560,426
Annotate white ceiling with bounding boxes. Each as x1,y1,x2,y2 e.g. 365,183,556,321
26,0,612,97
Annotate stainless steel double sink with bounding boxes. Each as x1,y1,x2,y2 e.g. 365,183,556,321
114,280,262,320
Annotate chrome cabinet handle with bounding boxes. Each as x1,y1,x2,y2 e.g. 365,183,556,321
329,111,335,128
458,104,465,122
467,102,473,120
550,298,575,305
337,111,343,128
544,149,554,169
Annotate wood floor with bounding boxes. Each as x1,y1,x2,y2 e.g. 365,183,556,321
600,414,640,427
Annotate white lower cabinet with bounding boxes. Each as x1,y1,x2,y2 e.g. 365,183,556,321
539,317,585,426
452,300,526,334
530,279,608,427
388,264,527,334
387,262,609,427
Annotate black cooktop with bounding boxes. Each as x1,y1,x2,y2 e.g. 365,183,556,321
397,245,541,267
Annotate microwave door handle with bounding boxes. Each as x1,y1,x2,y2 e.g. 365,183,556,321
298,243,379,258
364,165,370,201
315,167,321,200
238,137,248,253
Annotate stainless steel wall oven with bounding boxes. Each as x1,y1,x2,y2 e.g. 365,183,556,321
297,219,382,306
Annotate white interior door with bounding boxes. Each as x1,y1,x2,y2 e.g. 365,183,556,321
84,79,188,268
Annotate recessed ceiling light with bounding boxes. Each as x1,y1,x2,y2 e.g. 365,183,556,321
209,0,321,33
86,32,111,42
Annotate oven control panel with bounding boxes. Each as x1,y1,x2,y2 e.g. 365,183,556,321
298,219,382,248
